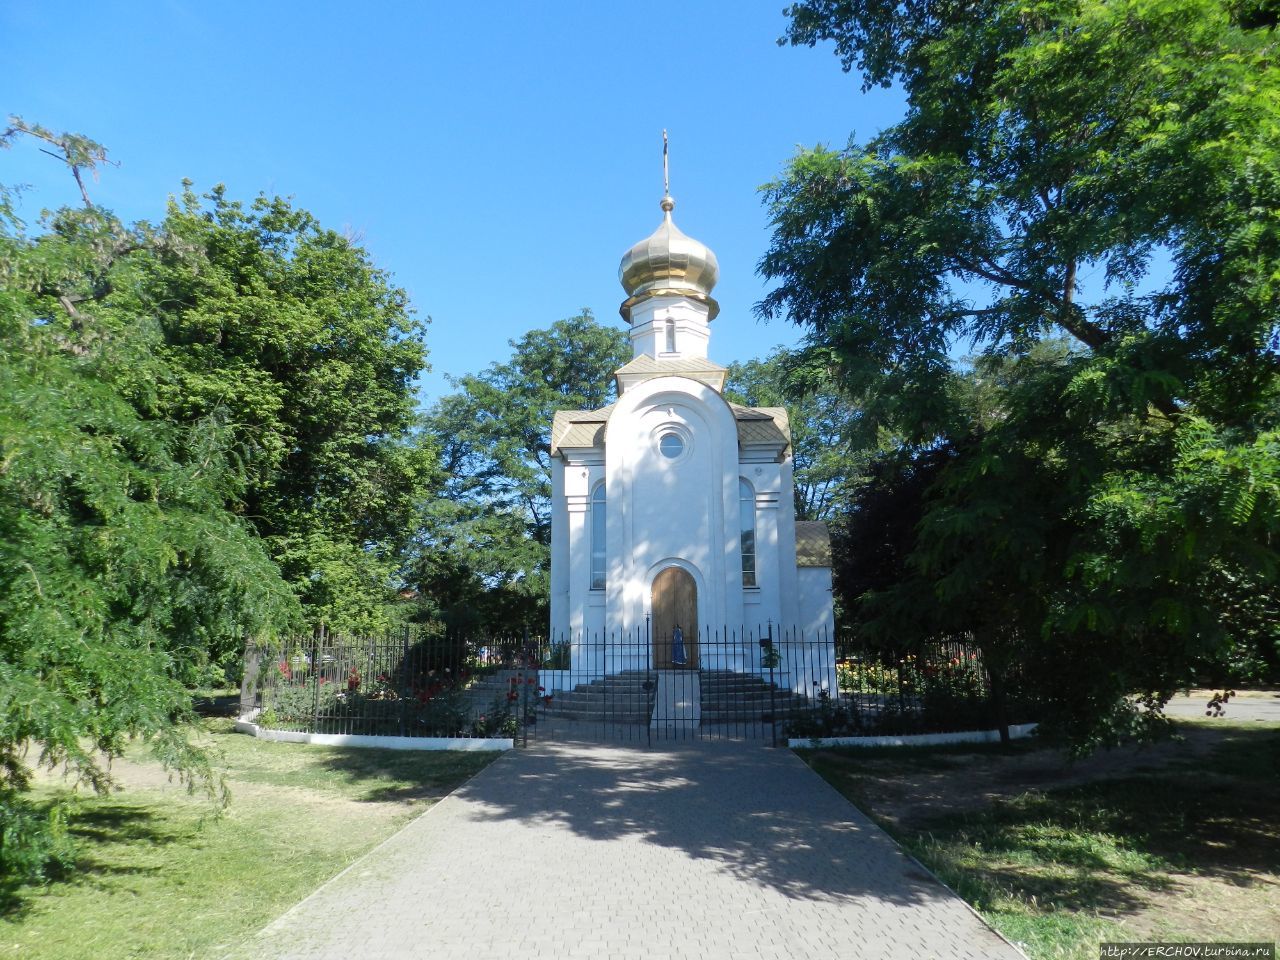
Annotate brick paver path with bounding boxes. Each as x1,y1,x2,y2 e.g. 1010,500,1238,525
235,737,1024,960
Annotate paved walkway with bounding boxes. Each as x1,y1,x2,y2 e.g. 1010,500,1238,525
1164,692,1280,721
234,737,1024,960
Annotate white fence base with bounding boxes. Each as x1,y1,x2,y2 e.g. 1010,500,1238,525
789,722,1038,749
234,718,513,752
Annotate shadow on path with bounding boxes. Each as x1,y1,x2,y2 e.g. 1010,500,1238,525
450,736,948,906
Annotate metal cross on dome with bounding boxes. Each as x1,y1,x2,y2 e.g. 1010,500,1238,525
663,129,669,197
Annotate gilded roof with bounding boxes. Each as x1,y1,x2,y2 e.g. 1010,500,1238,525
795,521,832,567
614,354,729,393
551,404,614,453
730,404,789,449
550,401,791,457
618,196,719,322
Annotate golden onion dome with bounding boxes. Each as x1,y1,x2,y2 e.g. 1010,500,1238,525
618,195,720,322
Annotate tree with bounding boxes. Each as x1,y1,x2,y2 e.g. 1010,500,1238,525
724,346,867,521
107,184,435,633
0,130,299,885
4,117,434,634
763,0,1280,746
414,312,629,630
0,119,434,886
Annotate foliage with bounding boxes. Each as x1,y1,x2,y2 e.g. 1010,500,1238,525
766,0,1280,748
109,184,434,634
542,640,571,670
0,211,299,881
790,647,997,737
414,311,628,629
837,660,899,696
252,632,548,738
0,120,429,883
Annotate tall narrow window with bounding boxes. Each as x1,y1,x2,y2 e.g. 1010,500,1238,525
739,479,757,587
590,483,606,590
665,318,676,353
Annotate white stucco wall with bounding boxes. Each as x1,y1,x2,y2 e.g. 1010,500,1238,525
604,377,743,654
796,565,839,695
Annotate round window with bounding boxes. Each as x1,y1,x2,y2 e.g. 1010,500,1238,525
659,433,684,459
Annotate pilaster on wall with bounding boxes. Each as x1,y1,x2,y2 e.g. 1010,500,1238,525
753,487,783,630
565,493,589,638
549,459,568,639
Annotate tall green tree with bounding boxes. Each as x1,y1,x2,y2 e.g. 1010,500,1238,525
764,0,1280,745
106,184,434,632
414,312,628,630
0,127,299,884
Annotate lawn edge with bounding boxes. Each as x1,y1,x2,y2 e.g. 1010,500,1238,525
211,745,511,960
785,746,1032,960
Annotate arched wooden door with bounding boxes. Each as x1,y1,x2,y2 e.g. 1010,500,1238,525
651,567,698,669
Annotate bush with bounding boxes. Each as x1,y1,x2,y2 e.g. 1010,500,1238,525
837,659,905,695
0,788,76,897
542,642,570,670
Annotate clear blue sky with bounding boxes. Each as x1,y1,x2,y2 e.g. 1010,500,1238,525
4,1,904,405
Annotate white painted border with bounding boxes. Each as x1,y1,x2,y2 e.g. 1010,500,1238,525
789,722,1038,749
234,719,513,752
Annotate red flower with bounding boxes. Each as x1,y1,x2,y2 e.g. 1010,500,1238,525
527,677,536,685
506,692,518,702
542,695,553,705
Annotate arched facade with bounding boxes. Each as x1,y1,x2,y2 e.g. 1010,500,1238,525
548,190,835,688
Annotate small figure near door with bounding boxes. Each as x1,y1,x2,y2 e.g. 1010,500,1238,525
671,624,688,667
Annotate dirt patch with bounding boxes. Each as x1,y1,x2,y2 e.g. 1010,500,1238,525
1120,871,1280,941
817,725,1230,831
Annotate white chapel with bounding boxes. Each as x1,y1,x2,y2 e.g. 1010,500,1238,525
548,187,835,687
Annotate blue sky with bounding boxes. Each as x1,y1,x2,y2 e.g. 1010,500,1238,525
4,1,905,405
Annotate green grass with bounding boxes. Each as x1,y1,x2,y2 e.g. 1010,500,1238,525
802,720,1280,960
0,720,497,960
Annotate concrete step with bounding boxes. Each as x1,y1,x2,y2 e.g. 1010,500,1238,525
551,697,650,709
538,672,654,723
542,709,650,722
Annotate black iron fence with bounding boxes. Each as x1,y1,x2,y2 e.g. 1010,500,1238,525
240,626,1023,745
800,635,1017,739
241,629,545,743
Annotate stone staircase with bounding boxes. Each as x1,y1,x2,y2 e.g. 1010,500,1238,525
532,669,811,728
460,669,523,717
539,671,652,723
698,671,812,725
